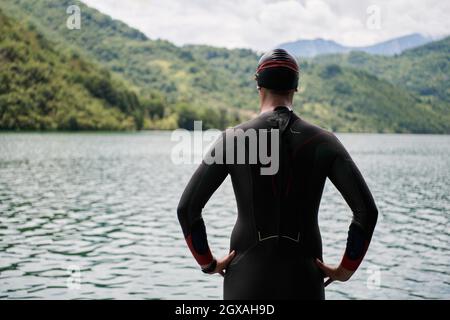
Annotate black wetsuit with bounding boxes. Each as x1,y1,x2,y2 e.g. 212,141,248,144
177,106,378,299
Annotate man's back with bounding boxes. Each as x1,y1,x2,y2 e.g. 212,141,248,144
178,106,378,299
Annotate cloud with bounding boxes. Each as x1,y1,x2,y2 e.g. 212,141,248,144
81,0,450,50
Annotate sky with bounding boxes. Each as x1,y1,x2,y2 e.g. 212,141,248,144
82,0,450,51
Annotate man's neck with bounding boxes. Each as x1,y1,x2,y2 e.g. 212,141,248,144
259,100,293,114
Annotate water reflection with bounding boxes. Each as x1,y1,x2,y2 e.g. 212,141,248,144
0,133,448,299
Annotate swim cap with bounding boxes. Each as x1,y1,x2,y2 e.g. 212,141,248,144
255,49,299,90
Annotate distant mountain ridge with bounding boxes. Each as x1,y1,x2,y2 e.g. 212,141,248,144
279,33,434,57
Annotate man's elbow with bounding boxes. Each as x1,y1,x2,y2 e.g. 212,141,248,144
368,205,379,235
177,202,188,223
372,204,379,223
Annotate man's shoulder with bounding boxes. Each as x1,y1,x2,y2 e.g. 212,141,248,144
291,117,350,159
228,115,266,131
292,116,335,136
227,111,336,139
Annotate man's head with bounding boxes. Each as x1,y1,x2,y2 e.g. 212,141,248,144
255,48,299,94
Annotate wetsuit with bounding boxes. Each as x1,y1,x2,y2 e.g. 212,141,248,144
177,106,378,299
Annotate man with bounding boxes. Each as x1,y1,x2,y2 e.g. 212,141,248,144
177,49,378,299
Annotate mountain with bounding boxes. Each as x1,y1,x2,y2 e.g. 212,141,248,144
312,36,450,104
279,33,433,57
0,0,256,130
278,38,348,58
290,63,447,133
0,9,146,130
0,0,448,133
362,33,432,55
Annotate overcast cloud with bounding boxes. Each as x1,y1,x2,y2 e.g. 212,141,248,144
81,0,450,50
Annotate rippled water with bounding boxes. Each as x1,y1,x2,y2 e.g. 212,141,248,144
0,132,448,300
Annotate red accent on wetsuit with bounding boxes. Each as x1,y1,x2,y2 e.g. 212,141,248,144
340,240,369,271
185,234,214,266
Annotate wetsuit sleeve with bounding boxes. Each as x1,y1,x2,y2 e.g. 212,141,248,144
327,135,378,271
177,134,228,267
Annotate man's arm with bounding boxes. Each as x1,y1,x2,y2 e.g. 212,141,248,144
318,134,378,282
177,135,228,270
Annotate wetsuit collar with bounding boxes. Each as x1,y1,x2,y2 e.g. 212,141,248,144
259,105,293,115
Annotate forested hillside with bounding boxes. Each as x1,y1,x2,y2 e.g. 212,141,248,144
0,0,448,133
0,10,143,130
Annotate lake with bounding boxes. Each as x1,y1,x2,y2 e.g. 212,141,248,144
0,132,448,299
